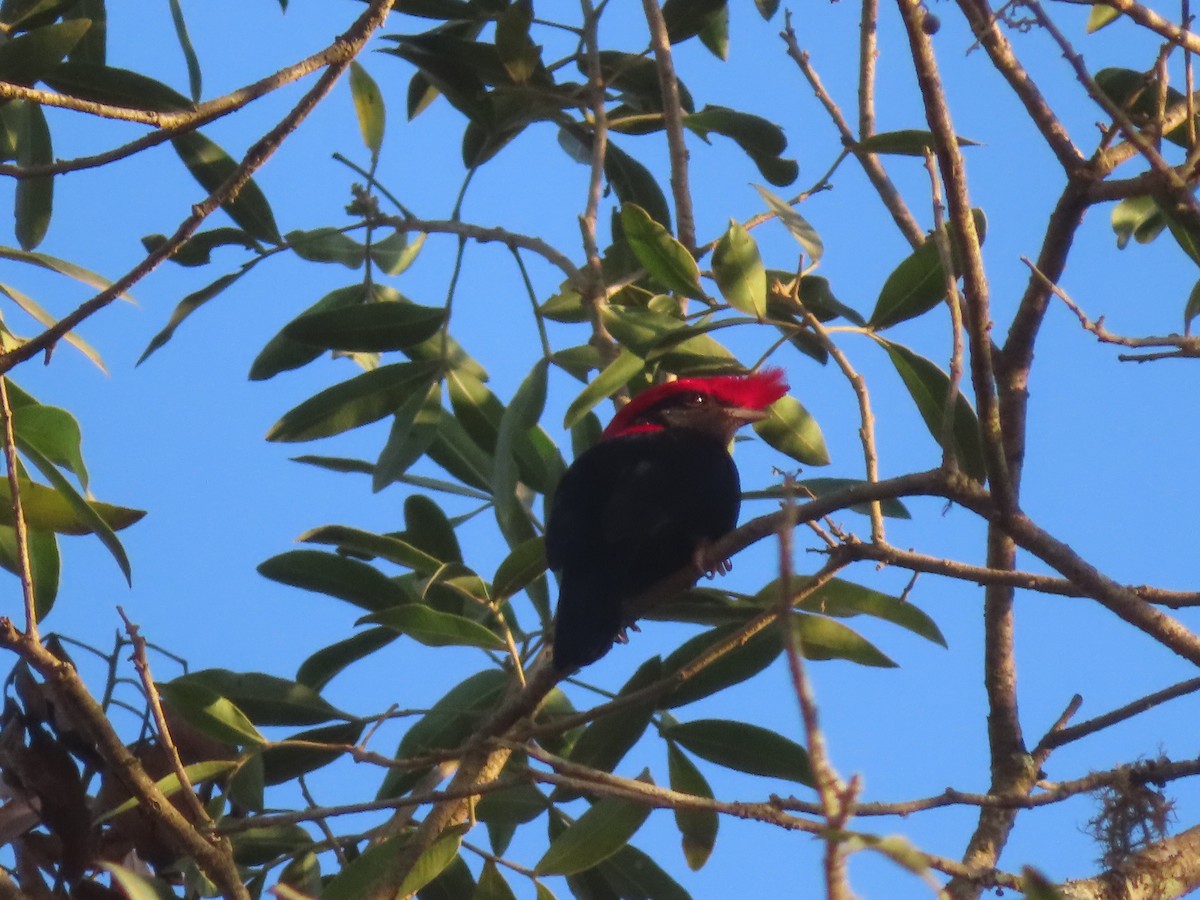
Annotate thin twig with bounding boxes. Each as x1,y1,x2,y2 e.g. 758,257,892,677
118,608,215,830
0,0,397,376
641,0,695,251
0,377,37,638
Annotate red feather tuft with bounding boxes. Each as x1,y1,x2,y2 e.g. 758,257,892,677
604,368,789,437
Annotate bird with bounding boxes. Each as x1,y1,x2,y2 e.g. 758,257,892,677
546,368,789,672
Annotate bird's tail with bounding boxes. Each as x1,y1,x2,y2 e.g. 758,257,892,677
551,572,626,672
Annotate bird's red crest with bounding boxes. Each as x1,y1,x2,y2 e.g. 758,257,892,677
604,368,789,438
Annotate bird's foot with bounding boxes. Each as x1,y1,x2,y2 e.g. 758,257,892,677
693,540,732,580
614,622,642,644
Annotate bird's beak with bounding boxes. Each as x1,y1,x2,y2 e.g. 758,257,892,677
727,406,770,425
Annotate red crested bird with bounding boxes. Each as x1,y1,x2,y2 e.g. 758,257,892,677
546,368,789,672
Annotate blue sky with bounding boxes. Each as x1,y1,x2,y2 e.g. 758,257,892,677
6,1,1200,896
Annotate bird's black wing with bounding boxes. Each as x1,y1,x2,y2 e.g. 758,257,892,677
547,431,740,671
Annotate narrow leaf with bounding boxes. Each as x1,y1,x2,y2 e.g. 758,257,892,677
166,0,201,100
537,772,655,875
257,549,411,612
857,129,980,156
753,395,830,466
266,360,441,443
880,340,987,481
491,536,546,600
665,719,812,785
171,131,280,244
563,348,644,429
869,208,987,330
754,184,823,263
295,628,397,692
667,742,717,870
171,669,349,725
493,360,546,548
374,380,442,491
14,101,53,250
621,203,703,297
349,61,386,157
159,680,265,746
362,604,505,650
298,523,442,574
712,219,767,317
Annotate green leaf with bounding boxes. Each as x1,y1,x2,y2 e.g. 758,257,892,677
605,142,671,229
712,219,767,318
377,669,510,799
171,669,350,726
421,854,477,900
97,759,237,821
0,526,58,619
14,101,52,250
699,6,729,60
139,266,256,364
754,184,823,263
0,477,142,539
685,105,787,158
280,301,446,355
249,284,365,381
795,577,946,646
428,412,495,493
563,348,644,429
1087,3,1121,32
159,680,265,747
16,441,135,582
43,63,191,111
491,536,547,600
371,229,424,276
557,658,662,800
789,613,896,667
493,360,546,548
753,395,829,466
286,227,365,269
349,61,386,157
664,719,812,785
597,842,691,900
659,624,780,708
13,403,88,489
166,0,201,100
870,209,987,329
0,281,107,372
322,833,405,900
662,0,726,44
402,493,462,563
398,832,463,898
880,339,987,481
668,742,718,870
100,864,174,900
229,824,312,866
1156,200,1200,267
143,227,258,267
362,604,505,650
171,131,281,244
754,0,781,17
1186,279,1200,334
266,360,441,443
0,244,127,295
621,203,704,297
474,859,519,900
374,379,443,491
1112,195,1165,249
495,1,540,83
295,628,397,692
0,19,90,84
262,720,366,785
537,772,655,875
299,524,442,574
258,549,411,612
857,129,980,156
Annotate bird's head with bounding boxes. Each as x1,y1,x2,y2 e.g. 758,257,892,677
603,368,789,444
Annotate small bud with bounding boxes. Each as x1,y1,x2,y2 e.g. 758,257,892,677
922,12,941,34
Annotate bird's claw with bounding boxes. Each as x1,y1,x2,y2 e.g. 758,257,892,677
614,622,642,645
693,542,733,580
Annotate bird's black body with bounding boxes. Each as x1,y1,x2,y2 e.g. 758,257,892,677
546,428,740,671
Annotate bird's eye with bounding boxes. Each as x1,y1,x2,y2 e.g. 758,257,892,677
687,392,708,407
